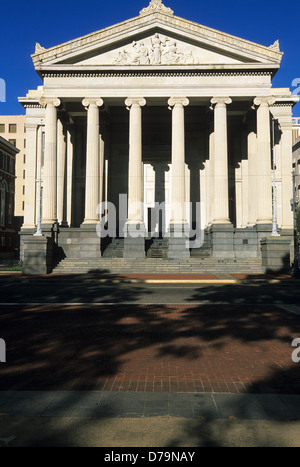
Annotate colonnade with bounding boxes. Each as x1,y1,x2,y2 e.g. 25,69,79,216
38,95,276,232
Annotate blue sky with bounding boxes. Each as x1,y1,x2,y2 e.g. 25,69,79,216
0,0,299,115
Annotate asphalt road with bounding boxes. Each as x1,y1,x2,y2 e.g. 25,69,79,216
0,276,299,307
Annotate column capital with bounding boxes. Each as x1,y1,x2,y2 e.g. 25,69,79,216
125,97,146,109
39,97,61,108
253,96,275,108
82,98,104,109
168,97,189,109
210,97,232,108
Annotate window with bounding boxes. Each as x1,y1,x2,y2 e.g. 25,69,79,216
23,185,25,195
9,124,16,133
8,193,12,224
1,236,5,247
2,153,7,171
24,139,26,148
8,139,16,147
23,154,26,164
22,201,25,211
23,170,25,180
0,182,7,227
0,124,5,133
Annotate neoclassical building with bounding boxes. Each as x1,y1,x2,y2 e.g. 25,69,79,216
19,0,299,273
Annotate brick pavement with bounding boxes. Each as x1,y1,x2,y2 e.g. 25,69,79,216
0,303,300,394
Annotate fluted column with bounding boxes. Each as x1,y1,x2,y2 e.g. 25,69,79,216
247,112,258,226
39,98,61,224
125,97,146,228
253,97,275,224
66,124,74,227
168,97,189,230
57,118,67,226
210,97,232,224
82,98,103,225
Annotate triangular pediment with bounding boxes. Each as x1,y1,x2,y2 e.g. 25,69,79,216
32,1,283,70
65,31,257,66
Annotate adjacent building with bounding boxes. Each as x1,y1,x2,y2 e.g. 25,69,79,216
0,137,18,258
0,115,26,227
18,0,299,273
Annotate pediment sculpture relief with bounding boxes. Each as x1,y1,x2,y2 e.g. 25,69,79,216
113,34,197,65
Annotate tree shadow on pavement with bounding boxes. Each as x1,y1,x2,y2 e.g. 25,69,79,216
0,277,300,446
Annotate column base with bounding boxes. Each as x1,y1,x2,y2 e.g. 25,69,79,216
261,236,291,274
22,235,53,275
167,223,190,259
211,223,234,258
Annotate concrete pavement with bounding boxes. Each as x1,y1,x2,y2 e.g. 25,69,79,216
0,271,300,447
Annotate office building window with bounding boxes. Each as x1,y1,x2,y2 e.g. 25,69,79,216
8,193,12,224
9,124,16,133
0,182,7,227
0,124,5,133
8,139,16,147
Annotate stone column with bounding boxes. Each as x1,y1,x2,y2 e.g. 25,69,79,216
66,124,74,227
167,97,190,258
247,112,258,226
125,98,146,227
168,97,189,230
124,98,146,258
57,117,67,226
40,98,61,225
82,98,103,225
210,97,232,224
253,97,275,225
210,97,234,258
22,123,38,229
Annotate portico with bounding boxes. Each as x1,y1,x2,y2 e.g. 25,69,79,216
19,0,299,272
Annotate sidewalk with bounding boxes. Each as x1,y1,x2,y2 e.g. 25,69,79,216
0,270,298,284
0,275,300,446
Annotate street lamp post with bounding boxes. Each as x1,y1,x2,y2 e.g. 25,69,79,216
291,169,299,277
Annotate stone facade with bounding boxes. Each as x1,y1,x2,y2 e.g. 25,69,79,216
0,137,18,258
18,0,299,272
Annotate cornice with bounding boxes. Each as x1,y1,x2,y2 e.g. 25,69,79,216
31,10,283,68
40,69,274,79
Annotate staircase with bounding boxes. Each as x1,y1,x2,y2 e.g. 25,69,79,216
146,238,169,259
190,233,212,258
102,238,124,258
53,256,264,275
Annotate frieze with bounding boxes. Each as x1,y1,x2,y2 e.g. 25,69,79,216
113,34,197,65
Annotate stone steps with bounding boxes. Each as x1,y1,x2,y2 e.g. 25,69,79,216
53,257,264,274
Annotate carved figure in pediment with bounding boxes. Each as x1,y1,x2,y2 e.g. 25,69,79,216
114,49,130,64
161,37,181,64
150,33,162,64
113,34,197,66
131,41,150,64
